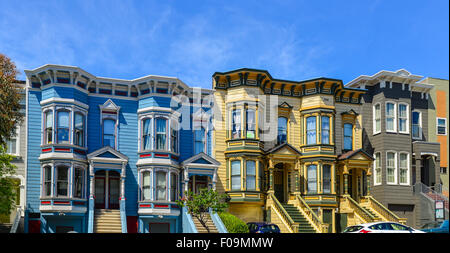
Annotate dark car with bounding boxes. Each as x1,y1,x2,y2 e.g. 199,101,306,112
421,220,449,233
247,222,281,233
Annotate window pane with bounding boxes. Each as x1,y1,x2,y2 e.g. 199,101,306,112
156,171,166,200
75,113,84,129
323,165,331,193
386,103,394,117
57,166,68,196
307,165,317,193
306,116,316,145
246,109,256,138
143,118,151,150
398,104,407,118
74,168,83,198
143,172,151,200
412,112,420,124
104,119,115,135
46,111,53,128
231,161,241,190
231,161,241,175
156,118,167,150
170,173,177,201
322,116,330,144
232,109,241,139
278,117,287,144
344,124,353,150
58,111,69,127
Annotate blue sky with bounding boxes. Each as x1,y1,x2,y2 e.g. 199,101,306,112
0,0,448,88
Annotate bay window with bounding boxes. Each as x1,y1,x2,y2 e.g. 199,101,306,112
44,110,53,144
57,110,70,144
155,118,167,150
398,103,408,133
103,119,116,148
142,118,152,150
306,116,316,145
373,103,381,134
343,123,353,151
246,160,256,191
74,112,85,147
231,109,241,139
231,160,241,190
321,116,330,144
386,102,396,132
386,152,397,184
277,117,288,145
56,165,69,197
307,165,317,193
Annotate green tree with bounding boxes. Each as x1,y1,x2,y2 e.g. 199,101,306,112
177,188,228,233
0,53,23,216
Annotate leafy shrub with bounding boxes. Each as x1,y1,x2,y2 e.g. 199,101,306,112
218,212,249,233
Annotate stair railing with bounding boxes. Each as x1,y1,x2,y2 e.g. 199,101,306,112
362,196,407,224
414,182,449,211
9,206,22,233
182,206,198,233
268,193,299,233
344,195,378,223
294,195,329,233
209,209,228,233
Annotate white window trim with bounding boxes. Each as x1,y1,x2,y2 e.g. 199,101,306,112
6,126,20,156
139,168,153,201
385,101,397,133
230,160,242,191
398,152,410,186
373,103,381,135
41,163,54,198
412,110,422,140
373,152,382,186
437,117,447,136
386,151,397,185
398,103,409,134
73,109,88,148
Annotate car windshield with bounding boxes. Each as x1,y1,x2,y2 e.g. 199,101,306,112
260,225,278,232
343,226,363,232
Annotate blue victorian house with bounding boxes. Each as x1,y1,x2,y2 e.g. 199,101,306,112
23,64,223,233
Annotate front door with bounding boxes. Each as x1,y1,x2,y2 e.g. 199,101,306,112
274,170,285,203
94,170,120,209
95,175,106,209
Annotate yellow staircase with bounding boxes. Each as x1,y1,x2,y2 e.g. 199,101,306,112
359,196,407,224
94,209,122,233
193,213,218,233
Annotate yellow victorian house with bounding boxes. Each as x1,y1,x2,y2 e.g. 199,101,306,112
212,68,407,233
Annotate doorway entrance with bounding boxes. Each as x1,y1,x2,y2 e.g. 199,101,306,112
188,175,210,194
274,163,285,203
94,170,120,209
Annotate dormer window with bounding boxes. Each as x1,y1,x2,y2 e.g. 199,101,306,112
57,110,70,144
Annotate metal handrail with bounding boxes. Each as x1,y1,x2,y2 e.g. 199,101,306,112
415,182,449,210
295,194,328,233
269,193,298,233
344,195,377,223
9,207,22,233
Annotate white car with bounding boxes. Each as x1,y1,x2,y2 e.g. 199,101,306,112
343,222,425,233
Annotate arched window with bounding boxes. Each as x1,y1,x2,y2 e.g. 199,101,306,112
44,110,53,144
277,117,288,145
343,123,353,151
57,110,70,144
306,116,316,145
155,118,167,150
103,119,116,148
194,127,206,154
142,118,152,150
74,112,85,147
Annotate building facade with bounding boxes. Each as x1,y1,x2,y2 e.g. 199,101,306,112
23,64,219,233
212,68,407,233
346,69,446,228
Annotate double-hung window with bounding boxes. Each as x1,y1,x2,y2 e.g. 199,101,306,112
5,128,19,155
74,113,85,147
103,119,116,148
142,118,152,150
321,116,330,144
374,153,382,185
171,122,178,153
43,166,52,197
322,165,331,194
373,104,381,134
437,118,447,135
194,127,206,154
385,102,396,132
399,153,409,185
386,152,397,184
306,116,316,145
412,111,421,139
170,173,177,201
57,111,70,144
398,104,408,133
142,171,151,200
277,117,288,145
231,109,241,139
44,110,53,144
155,171,167,201
246,109,256,138
246,160,256,191
307,165,317,193
73,167,84,198
231,160,241,190
155,118,167,150
56,166,69,197
343,123,353,151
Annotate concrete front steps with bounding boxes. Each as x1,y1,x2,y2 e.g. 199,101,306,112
193,213,218,233
281,204,316,233
94,209,122,233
